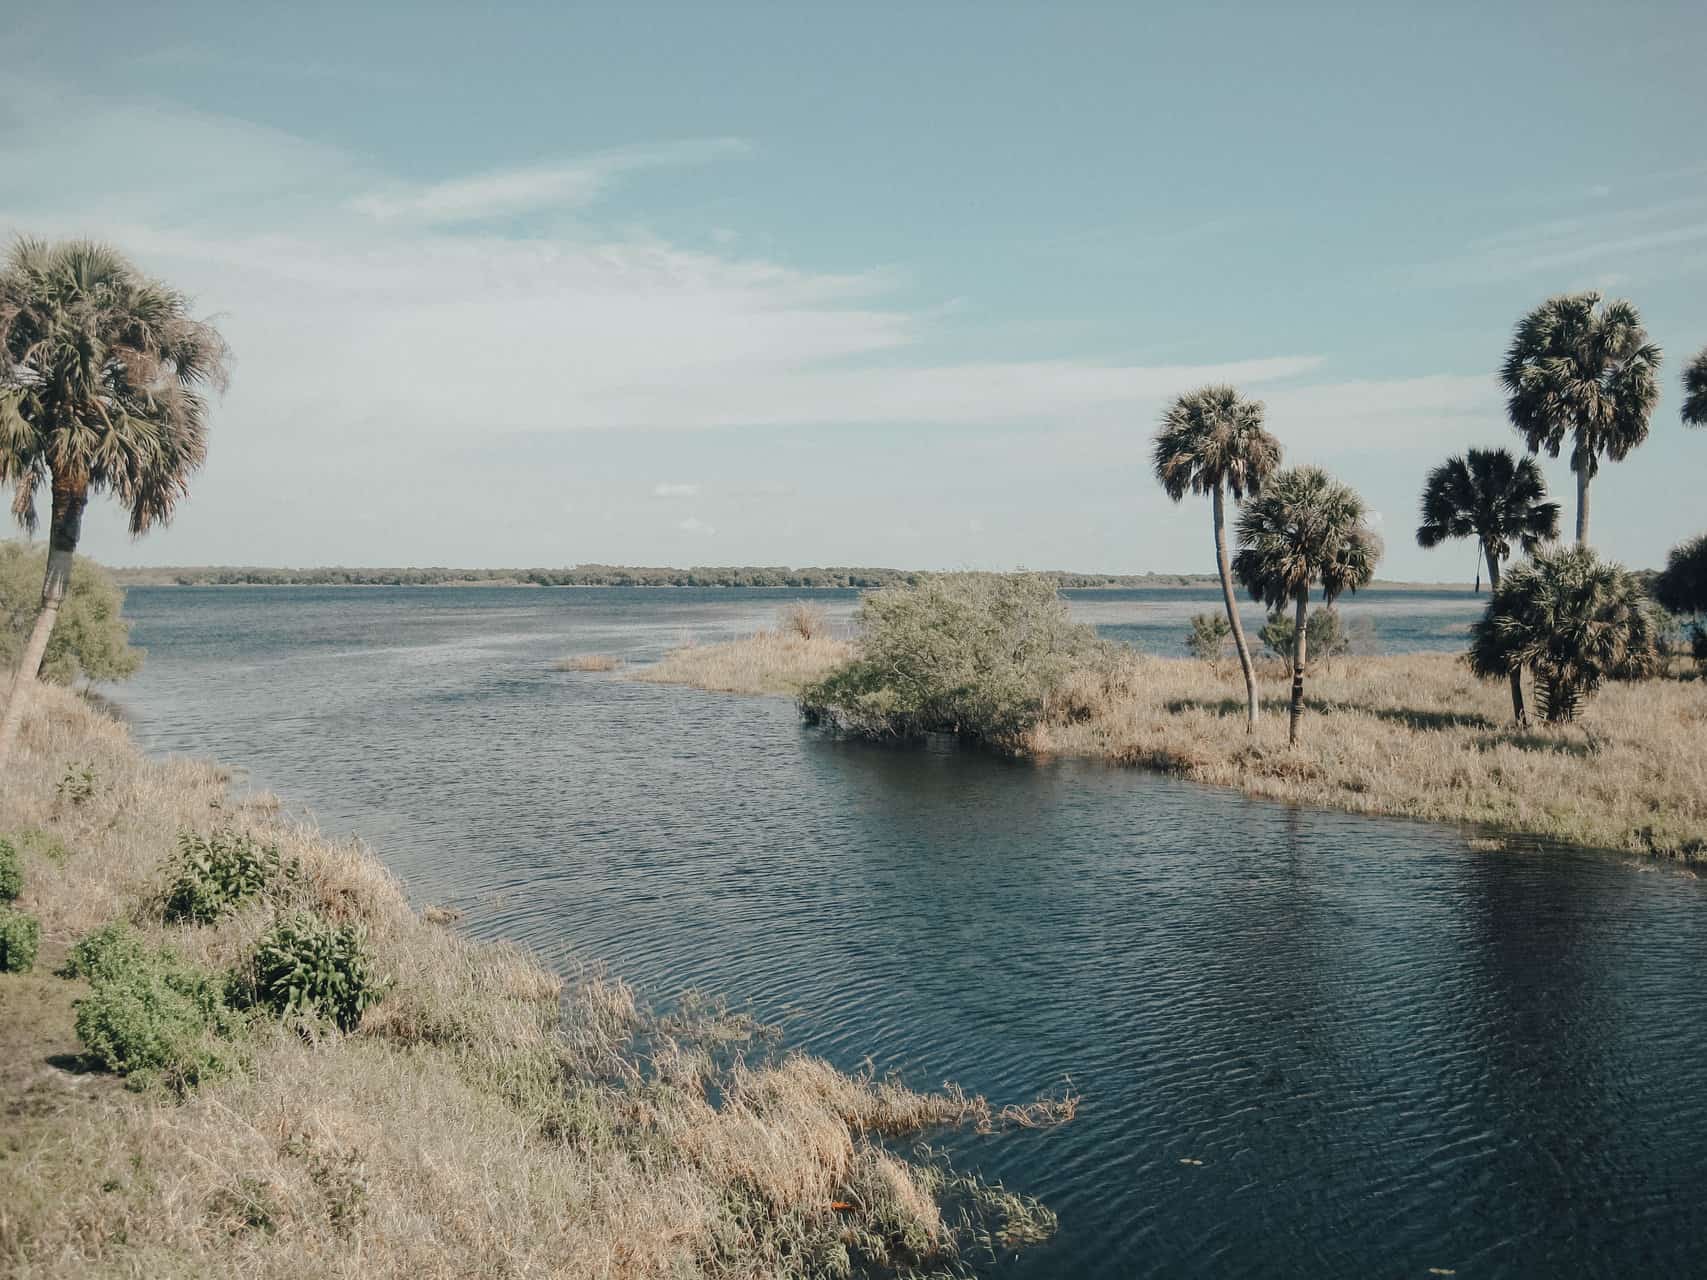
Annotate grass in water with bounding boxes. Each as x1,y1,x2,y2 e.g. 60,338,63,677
0,683,1070,1278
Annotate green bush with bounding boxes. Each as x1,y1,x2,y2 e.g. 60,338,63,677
1186,612,1231,662
0,837,20,901
0,541,144,686
164,830,291,923
0,907,40,973
799,573,1110,748
71,925,240,1090
1258,604,1351,664
252,912,386,1032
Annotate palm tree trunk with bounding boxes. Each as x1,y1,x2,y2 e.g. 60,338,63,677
1287,588,1308,746
1484,549,1526,726
1574,462,1591,546
1213,483,1259,731
0,481,88,763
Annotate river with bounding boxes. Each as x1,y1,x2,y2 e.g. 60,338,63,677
112,585,1707,1278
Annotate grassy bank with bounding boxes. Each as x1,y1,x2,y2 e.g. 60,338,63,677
0,683,1068,1278
651,633,1707,859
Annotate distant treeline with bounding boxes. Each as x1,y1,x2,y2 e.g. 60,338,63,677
111,564,1217,590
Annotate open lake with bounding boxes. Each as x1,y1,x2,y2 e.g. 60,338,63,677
113,586,1707,1278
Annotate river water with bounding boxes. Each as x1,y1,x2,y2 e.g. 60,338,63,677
112,586,1707,1278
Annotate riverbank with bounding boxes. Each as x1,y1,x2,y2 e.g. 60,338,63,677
639,638,1707,860
0,684,1067,1278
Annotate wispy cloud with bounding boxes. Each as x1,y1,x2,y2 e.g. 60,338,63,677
350,139,750,224
653,482,699,497
677,516,715,535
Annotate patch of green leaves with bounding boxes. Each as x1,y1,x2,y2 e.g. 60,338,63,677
0,907,40,973
0,837,21,901
164,829,294,923
251,912,386,1032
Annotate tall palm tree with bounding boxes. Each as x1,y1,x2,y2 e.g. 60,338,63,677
0,238,229,760
1232,466,1381,745
1153,385,1282,731
1468,546,1656,723
1416,446,1560,723
1684,347,1707,428
1501,291,1661,547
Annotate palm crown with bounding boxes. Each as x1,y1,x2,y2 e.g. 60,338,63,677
1416,447,1559,566
1684,347,1707,428
1152,385,1282,502
1501,291,1660,478
0,238,229,535
1232,466,1382,608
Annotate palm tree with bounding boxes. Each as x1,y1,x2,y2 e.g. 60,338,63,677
1416,446,1560,723
1153,385,1282,731
1501,291,1661,547
1468,545,1656,723
1684,347,1707,428
0,239,229,760
1232,466,1381,745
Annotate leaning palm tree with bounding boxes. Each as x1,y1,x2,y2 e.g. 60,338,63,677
1684,347,1707,428
1416,446,1560,723
1468,545,1656,724
1501,291,1661,546
1153,385,1282,730
0,238,229,760
1232,466,1381,745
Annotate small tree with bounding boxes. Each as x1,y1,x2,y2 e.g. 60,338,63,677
1468,546,1657,722
1232,467,1381,745
1654,532,1707,672
1185,612,1231,663
1258,605,1348,668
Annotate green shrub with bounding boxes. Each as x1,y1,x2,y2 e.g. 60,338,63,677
1185,612,1231,662
72,928,240,1090
0,837,20,901
164,829,291,923
252,912,386,1031
0,907,40,973
0,541,143,686
799,573,1110,748
1259,605,1350,665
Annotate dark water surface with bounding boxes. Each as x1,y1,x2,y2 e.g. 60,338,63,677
115,587,1707,1278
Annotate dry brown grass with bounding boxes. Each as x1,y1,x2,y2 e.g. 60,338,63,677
0,682,1067,1278
633,629,853,698
552,654,622,672
1027,651,1707,859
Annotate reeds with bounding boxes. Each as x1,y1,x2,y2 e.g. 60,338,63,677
633,629,852,697
552,653,622,672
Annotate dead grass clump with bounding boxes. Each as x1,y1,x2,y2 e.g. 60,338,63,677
0,682,1067,1277
553,653,622,672
633,629,853,697
778,599,829,640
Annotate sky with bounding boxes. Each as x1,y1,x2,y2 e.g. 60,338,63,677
3,1,1705,579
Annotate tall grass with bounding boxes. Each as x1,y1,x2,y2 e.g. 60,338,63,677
635,629,852,697
0,683,1069,1277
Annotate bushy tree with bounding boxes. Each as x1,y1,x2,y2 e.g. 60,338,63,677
1232,467,1381,744
1501,292,1660,546
1258,605,1348,667
1186,612,1231,662
1153,386,1282,730
1654,532,1707,672
0,542,141,686
1468,546,1657,723
0,239,228,759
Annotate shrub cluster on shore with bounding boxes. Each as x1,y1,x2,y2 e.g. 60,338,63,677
0,684,1072,1278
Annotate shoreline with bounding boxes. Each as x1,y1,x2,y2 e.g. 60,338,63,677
0,683,1068,1276
631,637,1707,861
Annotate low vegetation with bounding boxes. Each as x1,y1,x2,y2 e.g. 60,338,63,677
1,542,143,687
552,652,622,672
637,628,853,697
800,574,1111,749
0,683,1070,1277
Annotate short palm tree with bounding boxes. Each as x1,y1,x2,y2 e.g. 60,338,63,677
1501,291,1661,547
0,238,228,760
1153,385,1282,730
1232,466,1381,745
1468,545,1656,723
1416,446,1560,723
1684,347,1707,428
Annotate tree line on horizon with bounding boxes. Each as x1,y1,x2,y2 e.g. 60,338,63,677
1,235,1705,760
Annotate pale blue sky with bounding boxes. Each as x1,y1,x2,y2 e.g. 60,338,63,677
5,2,1705,576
